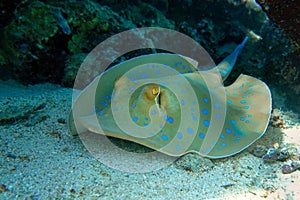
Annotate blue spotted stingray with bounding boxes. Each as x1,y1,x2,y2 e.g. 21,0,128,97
68,37,272,158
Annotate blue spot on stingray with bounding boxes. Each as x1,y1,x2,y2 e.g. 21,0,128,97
202,109,208,115
204,97,208,103
162,134,168,141
150,132,155,136
199,133,205,139
181,89,186,93
130,86,135,91
132,104,136,109
168,117,174,124
132,116,138,122
98,110,103,116
145,117,149,121
177,132,183,139
141,74,146,79
214,103,220,108
151,110,156,115
204,120,210,127
174,81,180,85
221,142,227,147
105,95,110,99
144,123,148,126
193,101,197,105
234,137,241,142
240,117,245,121
192,115,197,121
233,93,237,96
156,70,161,74
244,105,250,109
164,115,168,121
225,128,231,134
182,65,186,69
248,114,252,118
216,114,221,119
130,77,135,82
231,120,236,125
181,100,185,105
240,100,247,104
113,107,118,111
175,61,182,66
176,145,181,150
187,128,194,134
220,134,225,139
227,99,232,104
245,120,250,124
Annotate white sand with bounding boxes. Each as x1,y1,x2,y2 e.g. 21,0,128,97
0,80,299,199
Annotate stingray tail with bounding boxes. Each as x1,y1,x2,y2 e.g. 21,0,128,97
216,36,248,81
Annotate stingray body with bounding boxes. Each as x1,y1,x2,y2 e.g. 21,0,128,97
68,37,272,158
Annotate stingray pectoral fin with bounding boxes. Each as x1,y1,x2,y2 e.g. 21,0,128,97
77,114,165,151
205,74,272,158
77,114,129,139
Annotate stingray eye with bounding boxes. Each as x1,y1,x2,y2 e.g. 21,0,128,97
152,88,159,95
144,84,160,101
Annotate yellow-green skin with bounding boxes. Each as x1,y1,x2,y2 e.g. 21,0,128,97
68,37,272,158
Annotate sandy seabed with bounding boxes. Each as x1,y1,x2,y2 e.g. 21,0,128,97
0,80,299,199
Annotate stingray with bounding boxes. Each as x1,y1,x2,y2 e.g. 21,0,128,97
68,36,272,158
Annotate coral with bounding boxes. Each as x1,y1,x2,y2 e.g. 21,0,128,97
282,161,300,174
120,2,175,29
252,143,300,174
1,1,66,83
0,0,135,84
270,108,299,128
270,109,286,128
256,0,300,45
62,0,135,54
62,53,87,87
252,145,268,157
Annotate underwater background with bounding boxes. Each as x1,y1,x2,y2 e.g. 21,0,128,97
0,0,299,199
